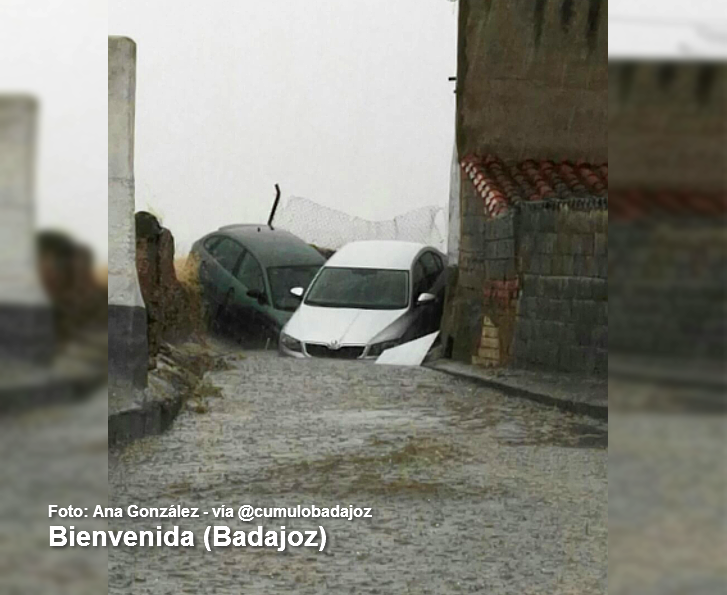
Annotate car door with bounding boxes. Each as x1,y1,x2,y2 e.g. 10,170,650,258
413,252,445,336
197,235,223,302
205,237,245,317
402,255,431,342
232,250,275,343
425,252,446,331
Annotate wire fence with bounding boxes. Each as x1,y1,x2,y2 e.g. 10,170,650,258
275,196,447,253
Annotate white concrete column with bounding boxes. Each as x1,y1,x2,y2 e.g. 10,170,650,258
108,36,147,394
0,95,54,363
108,36,143,309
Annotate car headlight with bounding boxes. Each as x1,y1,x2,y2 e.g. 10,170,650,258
367,339,401,357
280,332,303,352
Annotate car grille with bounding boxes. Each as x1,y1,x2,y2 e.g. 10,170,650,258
305,344,365,359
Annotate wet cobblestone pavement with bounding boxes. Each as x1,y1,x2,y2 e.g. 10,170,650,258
109,352,607,594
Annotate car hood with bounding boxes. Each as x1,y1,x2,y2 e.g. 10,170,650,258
283,304,407,345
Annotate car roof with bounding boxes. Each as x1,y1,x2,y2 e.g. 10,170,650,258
325,240,432,270
209,225,326,268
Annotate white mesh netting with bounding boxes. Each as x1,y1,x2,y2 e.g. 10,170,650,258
274,196,447,252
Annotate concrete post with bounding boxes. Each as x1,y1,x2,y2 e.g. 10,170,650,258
447,141,461,266
108,36,147,397
0,96,54,364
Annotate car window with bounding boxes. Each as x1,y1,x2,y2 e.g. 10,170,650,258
412,259,428,297
268,265,321,311
421,253,440,280
204,236,222,253
210,238,244,273
418,252,444,294
305,268,409,310
236,252,266,294
432,252,444,272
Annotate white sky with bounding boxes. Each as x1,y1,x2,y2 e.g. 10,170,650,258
610,0,727,58
108,0,726,256
4,1,726,262
110,0,459,256
1,0,107,260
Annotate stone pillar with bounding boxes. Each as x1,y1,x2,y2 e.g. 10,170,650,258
108,36,147,397
447,141,461,266
0,96,54,364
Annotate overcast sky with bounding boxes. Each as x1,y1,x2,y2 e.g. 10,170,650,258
4,1,727,262
110,0,460,255
610,0,727,57
1,0,107,260
111,0,725,255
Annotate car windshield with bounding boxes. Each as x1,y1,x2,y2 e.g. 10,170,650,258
304,267,409,310
267,266,322,311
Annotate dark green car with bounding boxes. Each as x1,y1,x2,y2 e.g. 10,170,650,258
190,225,325,344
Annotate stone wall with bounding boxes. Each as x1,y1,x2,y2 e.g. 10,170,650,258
609,219,726,363
441,188,608,376
512,201,607,374
442,0,609,377
135,212,203,362
37,231,107,342
442,172,494,362
609,62,726,193
457,0,607,162
608,61,726,369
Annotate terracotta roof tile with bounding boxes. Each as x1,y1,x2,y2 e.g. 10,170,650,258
462,155,608,217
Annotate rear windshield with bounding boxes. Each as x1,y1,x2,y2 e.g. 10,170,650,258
304,267,409,310
267,265,322,311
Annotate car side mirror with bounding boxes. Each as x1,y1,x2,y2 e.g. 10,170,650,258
289,287,304,298
417,292,436,306
247,288,268,305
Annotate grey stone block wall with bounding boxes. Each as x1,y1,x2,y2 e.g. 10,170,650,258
482,216,517,280
442,177,517,362
512,201,608,375
609,219,726,363
442,176,609,376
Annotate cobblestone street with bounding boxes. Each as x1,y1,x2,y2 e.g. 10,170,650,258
109,351,607,594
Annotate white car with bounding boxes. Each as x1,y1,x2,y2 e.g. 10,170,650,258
279,240,447,360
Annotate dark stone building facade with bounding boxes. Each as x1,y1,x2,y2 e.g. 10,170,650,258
608,61,726,371
442,0,608,375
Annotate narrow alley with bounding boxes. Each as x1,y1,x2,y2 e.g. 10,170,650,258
109,352,607,594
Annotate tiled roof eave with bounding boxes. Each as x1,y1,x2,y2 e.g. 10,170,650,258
461,154,609,218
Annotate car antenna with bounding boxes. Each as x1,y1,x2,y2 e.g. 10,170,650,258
267,183,281,230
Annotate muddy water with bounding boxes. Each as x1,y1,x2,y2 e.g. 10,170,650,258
109,352,607,594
